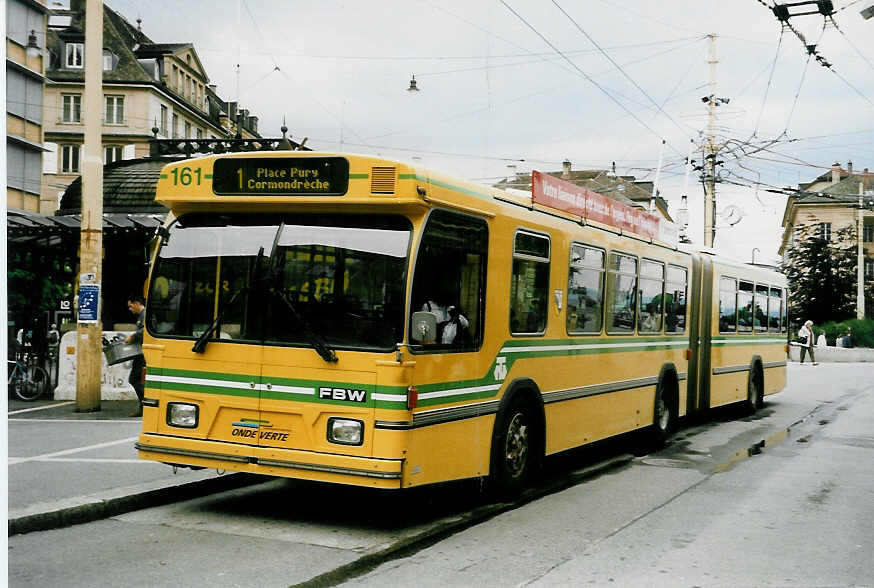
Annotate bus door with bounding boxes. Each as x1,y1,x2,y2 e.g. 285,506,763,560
692,255,714,412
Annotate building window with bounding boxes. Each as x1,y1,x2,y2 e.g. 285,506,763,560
65,42,83,68
818,222,831,241
172,65,179,89
62,93,82,123
196,128,203,139
104,95,124,124
160,105,168,136
102,50,116,71
172,113,179,138
104,145,123,164
184,121,191,139
61,144,80,173
866,259,874,281
864,225,873,243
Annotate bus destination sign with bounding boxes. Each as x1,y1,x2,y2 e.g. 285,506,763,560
212,157,349,196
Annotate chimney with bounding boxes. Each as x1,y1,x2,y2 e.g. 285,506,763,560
847,161,853,174
831,162,841,184
562,159,571,179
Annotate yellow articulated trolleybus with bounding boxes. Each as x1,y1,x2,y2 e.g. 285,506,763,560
136,152,788,494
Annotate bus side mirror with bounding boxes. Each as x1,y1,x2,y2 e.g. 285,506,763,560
410,311,438,343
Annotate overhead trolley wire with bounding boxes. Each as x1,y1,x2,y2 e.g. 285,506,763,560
498,0,681,156
753,30,784,137
827,15,874,75
550,0,697,140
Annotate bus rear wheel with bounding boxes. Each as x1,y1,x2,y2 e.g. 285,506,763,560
650,382,676,448
746,367,763,414
489,396,535,497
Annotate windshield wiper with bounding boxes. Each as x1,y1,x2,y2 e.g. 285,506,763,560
264,223,338,363
192,246,264,354
270,289,339,363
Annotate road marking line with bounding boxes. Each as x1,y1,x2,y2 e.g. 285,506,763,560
8,401,75,415
8,436,139,465
9,418,138,423
12,457,146,464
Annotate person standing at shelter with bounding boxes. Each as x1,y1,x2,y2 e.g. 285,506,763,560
124,296,146,416
798,319,818,365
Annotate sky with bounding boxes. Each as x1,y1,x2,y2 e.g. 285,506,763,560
107,0,874,264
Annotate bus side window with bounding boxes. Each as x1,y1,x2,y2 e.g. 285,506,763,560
719,277,737,333
769,287,782,332
754,284,769,332
510,231,550,335
409,209,488,350
737,281,754,332
666,265,687,333
606,252,637,334
638,260,664,334
567,244,604,335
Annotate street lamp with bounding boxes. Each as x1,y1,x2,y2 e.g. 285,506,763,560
26,30,40,58
407,75,420,92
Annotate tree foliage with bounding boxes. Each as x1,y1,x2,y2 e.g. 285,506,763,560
781,224,873,325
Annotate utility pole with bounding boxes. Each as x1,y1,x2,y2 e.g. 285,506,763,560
76,0,103,412
858,180,866,319
703,34,718,248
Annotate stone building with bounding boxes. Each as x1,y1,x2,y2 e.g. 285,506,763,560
40,0,261,214
779,162,874,283
6,0,48,213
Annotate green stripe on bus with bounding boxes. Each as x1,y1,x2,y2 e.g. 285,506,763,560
349,173,369,179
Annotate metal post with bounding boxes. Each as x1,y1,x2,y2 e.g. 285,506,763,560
859,180,866,319
76,0,104,412
704,34,718,248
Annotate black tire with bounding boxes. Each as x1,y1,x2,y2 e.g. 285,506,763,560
15,365,48,401
746,367,763,414
650,381,677,447
489,396,536,497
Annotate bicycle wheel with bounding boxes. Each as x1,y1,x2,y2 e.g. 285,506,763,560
15,365,48,401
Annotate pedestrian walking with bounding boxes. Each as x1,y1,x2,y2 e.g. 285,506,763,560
798,319,818,365
124,295,146,417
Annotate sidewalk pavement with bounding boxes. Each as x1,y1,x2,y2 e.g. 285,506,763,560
7,399,262,535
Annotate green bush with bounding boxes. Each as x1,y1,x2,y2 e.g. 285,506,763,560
818,318,874,348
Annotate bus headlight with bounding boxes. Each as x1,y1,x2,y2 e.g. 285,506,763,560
167,403,198,428
327,418,363,446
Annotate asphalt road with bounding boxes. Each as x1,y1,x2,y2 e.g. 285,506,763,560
9,363,874,587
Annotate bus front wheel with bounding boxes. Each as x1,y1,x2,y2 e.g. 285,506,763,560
489,396,536,497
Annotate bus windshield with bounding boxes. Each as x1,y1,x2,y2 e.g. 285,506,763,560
148,213,411,352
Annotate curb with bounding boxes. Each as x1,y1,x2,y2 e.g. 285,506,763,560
8,472,263,536
294,453,633,588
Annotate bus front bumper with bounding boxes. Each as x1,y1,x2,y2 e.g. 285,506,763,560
135,433,405,489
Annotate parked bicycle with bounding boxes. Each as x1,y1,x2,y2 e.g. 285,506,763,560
8,354,49,401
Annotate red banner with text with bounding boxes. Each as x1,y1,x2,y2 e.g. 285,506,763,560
531,170,661,240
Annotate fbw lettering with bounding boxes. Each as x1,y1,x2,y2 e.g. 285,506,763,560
319,387,367,403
